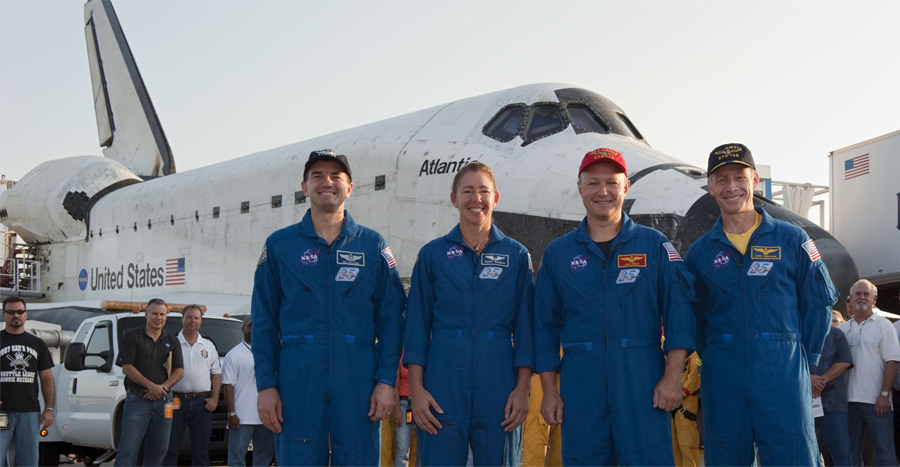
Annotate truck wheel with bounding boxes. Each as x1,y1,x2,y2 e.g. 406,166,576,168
38,442,60,467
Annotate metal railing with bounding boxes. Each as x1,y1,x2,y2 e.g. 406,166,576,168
0,254,42,297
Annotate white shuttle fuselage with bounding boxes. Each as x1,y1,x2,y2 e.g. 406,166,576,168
0,0,858,315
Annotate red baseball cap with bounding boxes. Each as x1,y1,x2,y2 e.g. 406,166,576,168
578,148,627,177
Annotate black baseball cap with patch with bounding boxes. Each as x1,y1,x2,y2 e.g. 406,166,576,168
304,149,352,181
707,143,755,175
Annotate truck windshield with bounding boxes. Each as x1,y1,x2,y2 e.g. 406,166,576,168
117,316,244,357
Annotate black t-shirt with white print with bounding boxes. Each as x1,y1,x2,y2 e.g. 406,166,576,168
0,330,54,412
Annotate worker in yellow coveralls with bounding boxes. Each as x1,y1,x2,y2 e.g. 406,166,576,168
522,373,562,467
672,351,702,467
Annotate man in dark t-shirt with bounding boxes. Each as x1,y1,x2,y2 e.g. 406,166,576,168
114,298,184,467
0,297,55,466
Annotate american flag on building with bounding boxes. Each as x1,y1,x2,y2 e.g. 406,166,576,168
844,154,869,180
166,258,186,285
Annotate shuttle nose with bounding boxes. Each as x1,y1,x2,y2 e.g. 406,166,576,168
677,193,859,314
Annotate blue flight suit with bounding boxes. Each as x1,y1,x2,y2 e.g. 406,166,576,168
533,213,696,466
685,206,838,466
252,210,406,466
404,225,534,466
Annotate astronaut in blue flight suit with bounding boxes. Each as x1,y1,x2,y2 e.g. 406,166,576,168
534,148,696,466
405,161,533,466
685,143,837,466
252,150,406,466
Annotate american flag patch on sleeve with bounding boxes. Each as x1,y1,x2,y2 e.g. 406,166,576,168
663,242,683,261
801,240,821,261
527,252,534,272
381,247,397,268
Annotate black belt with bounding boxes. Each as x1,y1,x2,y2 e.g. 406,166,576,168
173,391,211,399
673,405,697,421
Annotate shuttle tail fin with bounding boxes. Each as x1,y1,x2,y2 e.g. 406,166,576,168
83,0,175,178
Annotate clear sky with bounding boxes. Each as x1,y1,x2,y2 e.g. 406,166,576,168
2,0,898,193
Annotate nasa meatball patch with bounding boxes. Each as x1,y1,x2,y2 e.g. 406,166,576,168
446,245,465,260
712,251,730,270
569,254,590,272
300,248,320,267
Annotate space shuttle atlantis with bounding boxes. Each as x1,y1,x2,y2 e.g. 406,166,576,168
0,0,857,315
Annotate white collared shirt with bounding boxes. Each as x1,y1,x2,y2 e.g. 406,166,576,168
222,340,261,424
839,313,900,404
171,330,221,393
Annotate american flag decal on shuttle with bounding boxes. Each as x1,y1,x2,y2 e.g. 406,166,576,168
166,258,186,285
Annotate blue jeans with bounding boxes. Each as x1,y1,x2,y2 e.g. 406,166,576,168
0,411,40,466
394,398,413,467
115,391,173,467
163,396,212,466
816,411,851,467
228,424,275,467
848,402,897,466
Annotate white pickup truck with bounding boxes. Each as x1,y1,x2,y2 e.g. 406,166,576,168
35,310,244,466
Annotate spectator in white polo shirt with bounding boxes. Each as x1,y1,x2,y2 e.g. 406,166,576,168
163,304,222,467
838,279,900,466
223,315,275,467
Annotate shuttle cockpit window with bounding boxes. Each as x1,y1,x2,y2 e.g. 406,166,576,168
525,104,566,142
617,112,644,140
566,104,609,135
484,104,527,142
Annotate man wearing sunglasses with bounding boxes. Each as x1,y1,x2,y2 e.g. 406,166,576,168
0,297,56,466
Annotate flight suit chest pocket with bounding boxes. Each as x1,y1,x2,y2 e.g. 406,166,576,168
283,253,322,292
433,261,464,291
697,251,738,293
559,268,595,302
